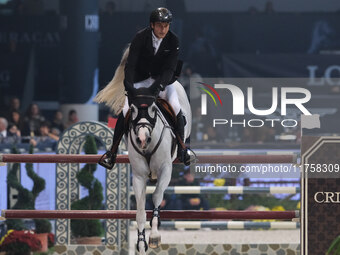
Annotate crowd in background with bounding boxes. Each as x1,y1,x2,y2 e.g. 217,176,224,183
0,60,301,152
0,97,79,150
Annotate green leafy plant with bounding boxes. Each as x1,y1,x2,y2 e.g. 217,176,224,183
327,235,340,255
6,146,52,235
6,147,26,230
71,136,104,237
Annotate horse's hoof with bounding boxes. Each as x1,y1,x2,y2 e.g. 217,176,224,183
148,235,161,249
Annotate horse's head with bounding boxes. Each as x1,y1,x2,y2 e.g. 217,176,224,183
130,89,157,150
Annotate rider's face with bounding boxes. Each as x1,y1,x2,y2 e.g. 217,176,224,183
151,22,170,39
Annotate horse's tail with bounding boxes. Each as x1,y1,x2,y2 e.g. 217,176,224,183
93,45,130,115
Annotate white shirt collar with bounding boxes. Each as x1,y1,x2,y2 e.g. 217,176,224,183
1,130,6,137
152,31,163,54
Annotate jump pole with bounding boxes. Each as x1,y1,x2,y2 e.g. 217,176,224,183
1,210,299,220
0,154,297,164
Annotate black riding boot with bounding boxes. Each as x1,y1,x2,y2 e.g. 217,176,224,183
176,110,191,166
98,113,125,169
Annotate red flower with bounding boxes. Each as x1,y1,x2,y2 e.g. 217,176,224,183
0,230,42,252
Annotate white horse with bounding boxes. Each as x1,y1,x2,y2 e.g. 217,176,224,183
94,48,191,253
128,85,191,253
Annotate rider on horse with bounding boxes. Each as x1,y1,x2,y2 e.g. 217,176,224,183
99,7,191,169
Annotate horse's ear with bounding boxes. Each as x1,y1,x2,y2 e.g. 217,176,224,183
148,104,157,119
131,104,138,120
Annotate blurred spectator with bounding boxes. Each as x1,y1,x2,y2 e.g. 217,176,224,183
22,103,45,136
205,126,218,142
0,117,8,143
2,97,21,120
264,1,275,14
65,109,79,129
51,110,65,134
242,125,276,143
8,97,21,115
30,121,58,150
191,107,208,142
51,127,61,137
145,193,182,210
7,123,21,144
177,169,209,210
8,110,23,132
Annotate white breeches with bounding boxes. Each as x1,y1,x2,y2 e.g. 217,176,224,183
123,77,181,116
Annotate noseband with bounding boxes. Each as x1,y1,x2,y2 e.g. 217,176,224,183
135,121,153,137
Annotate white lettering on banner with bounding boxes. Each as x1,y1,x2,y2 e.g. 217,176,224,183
0,32,60,44
307,65,340,86
314,192,340,204
248,87,278,115
213,119,298,128
281,87,311,115
85,15,99,32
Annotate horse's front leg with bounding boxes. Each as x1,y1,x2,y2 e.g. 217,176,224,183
133,174,148,254
149,163,172,248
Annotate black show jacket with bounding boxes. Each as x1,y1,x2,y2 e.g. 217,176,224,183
124,27,179,92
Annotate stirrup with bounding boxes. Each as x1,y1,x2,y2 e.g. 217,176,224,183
187,148,197,164
179,147,196,166
150,206,161,228
136,229,148,252
98,151,116,169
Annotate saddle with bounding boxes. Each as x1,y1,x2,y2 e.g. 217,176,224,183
156,98,177,128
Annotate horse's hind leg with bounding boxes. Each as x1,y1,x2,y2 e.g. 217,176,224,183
133,175,148,254
149,164,172,248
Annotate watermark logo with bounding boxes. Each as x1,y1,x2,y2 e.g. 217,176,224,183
195,79,313,129
200,83,311,116
198,82,222,114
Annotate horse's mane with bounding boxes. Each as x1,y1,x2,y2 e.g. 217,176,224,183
93,45,130,115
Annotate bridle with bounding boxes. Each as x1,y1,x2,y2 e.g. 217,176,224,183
129,103,172,165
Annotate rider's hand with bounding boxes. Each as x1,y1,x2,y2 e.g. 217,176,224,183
149,82,160,97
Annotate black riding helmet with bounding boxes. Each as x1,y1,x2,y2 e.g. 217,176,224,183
150,7,172,23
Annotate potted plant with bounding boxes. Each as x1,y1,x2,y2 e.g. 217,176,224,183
71,136,104,244
34,219,52,252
